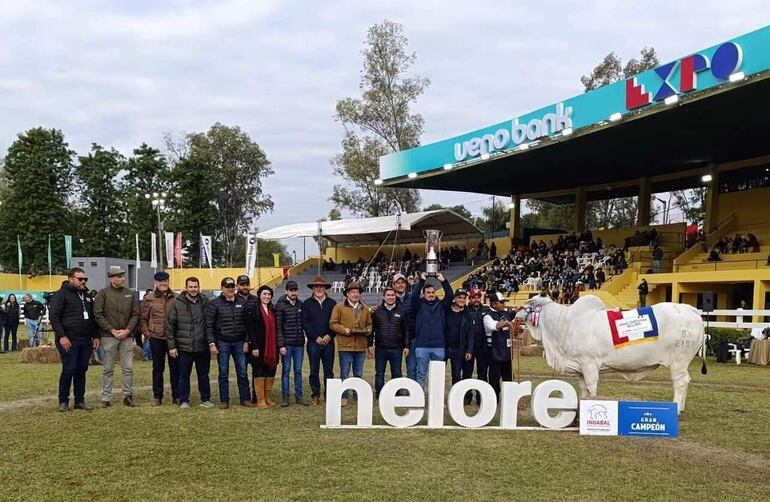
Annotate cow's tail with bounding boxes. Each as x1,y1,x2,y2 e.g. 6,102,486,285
699,317,708,375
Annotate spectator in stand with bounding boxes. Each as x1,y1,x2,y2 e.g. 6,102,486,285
638,278,649,307
490,241,497,259
410,272,454,388
3,294,20,352
652,244,664,273
595,267,606,289
707,249,721,262
22,293,46,348
746,233,760,253
49,268,99,412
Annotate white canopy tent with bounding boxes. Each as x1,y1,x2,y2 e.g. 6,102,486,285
256,209,482,246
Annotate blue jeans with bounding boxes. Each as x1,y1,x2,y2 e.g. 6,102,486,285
307,340,335,398
57,337,92,405
375,348,403,398
178,350,211,404
406,338,417,380
142,338,153,360
338,351,366,399
216,340,250,404
415,347,445,388
25,320,42,348
281,345,304,398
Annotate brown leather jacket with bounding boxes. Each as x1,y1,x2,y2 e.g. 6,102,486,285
139,289,176,340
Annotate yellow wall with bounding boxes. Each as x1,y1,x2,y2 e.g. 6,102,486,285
0,273,69,292
168,267,285,291
717,186,770,227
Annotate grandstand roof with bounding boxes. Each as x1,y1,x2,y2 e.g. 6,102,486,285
381,26,770,202
256,209,481,246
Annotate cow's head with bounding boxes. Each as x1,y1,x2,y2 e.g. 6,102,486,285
515,293,553,340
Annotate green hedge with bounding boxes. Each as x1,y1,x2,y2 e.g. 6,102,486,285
706,327,751,347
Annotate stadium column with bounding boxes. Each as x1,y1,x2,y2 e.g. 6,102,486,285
637,177,651,226
752,280,768,323
509,194,521,240
703,166,720,233
573,187,586,233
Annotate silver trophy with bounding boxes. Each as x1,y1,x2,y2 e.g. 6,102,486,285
423,229,443,277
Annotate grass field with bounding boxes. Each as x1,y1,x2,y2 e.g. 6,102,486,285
1,351,768,502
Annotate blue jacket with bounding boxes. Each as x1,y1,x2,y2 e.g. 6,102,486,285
301,295,337,345
410,279,454,349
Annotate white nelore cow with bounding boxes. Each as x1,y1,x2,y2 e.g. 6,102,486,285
515,294,705,414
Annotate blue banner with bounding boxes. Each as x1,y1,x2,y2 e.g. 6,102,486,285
618,401,678,438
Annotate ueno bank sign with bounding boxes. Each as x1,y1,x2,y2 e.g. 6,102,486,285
323,361,578,430
453,103,573,162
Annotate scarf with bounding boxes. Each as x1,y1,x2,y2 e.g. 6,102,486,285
261,305,278,368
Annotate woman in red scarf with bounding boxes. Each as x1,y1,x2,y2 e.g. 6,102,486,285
245,285,280,409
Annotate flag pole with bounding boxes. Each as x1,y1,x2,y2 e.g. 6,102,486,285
17,235,23,290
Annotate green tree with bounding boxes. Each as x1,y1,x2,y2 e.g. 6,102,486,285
186,123,274,266
75,144,127,258
523,200,575,231
0,128,75,273
331,20,427,216
423,203,473,221
165,155,219,267
121,144,172,260
671,188,706,225
580,47,659,227
476,199,509,234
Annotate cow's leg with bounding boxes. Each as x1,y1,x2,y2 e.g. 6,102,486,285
581,364,600,398
669,362,691,414
577,374,589,399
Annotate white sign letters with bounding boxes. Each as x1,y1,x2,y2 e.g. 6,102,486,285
323,361,578,431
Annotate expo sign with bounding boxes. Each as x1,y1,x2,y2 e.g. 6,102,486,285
323,361,578,430
453,103,573,162
626,41,743,110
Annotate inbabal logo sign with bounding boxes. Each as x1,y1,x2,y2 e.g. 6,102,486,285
580,400,619,436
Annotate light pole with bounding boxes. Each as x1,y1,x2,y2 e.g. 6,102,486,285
654,196,668,224
145,192,167,270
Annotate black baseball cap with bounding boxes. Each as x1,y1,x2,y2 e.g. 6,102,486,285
454,288,468,297
286,280,299,291
236,275,250,285
221,277,236,288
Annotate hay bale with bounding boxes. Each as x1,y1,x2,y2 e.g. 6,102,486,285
132,346,144,361
19,346,61,364
520,344,544,357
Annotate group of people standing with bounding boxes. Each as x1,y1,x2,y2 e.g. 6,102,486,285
52,265,521,412
0,293,49,352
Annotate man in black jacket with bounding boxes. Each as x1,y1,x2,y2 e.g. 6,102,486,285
206,277,254,409
167,277,213,410
236,274,259,404
445,288,472,387
276,280,306,407
301,276,337,406
22,294,46,348
48,268,100,412
463,289,487,405
371,287,410,399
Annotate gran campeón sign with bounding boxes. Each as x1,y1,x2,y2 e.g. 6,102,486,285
323,361,578,430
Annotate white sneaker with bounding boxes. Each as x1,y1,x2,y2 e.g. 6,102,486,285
180,402,190,410
200,401,215,409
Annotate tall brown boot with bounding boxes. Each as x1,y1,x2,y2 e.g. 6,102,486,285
254,377,268,409
264,377,277,407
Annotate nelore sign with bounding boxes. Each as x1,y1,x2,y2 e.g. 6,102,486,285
324,361,578,430
379,25,770,180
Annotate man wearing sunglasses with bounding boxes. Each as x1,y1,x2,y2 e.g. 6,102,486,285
49,267,99,412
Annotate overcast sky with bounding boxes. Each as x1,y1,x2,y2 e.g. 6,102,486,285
1,1,768,257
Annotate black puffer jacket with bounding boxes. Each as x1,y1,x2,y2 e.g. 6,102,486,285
48,281,97,340
166,293,209,352
371,303,410,349
275,295,304,347
466,305,486,356
205,294,247,344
